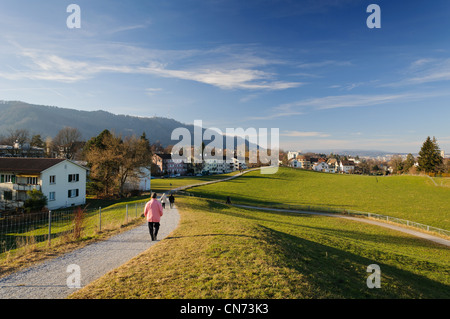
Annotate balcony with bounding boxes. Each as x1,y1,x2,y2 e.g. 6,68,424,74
13,184,41,192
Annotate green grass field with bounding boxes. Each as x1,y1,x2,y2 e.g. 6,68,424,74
70,196,450,299
188,167,450,230
149,171,241,193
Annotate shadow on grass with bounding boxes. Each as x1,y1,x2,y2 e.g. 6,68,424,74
194,198,450,298
258,225,450,299
166,233,259,240
187,191,355,211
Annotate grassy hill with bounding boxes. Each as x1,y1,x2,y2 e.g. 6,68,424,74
188,167,450,230
69,196,450,299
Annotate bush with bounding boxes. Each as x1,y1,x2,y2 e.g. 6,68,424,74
24,189,48,213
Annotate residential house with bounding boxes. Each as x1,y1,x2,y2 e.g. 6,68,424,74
152,153,187,176
340,160,355,174
123,167,152,193
0,158,88,211
327,158,339,173
313,161,329,172
296,155,312,170
287,151,302,160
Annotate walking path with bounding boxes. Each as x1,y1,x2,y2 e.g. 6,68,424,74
232,204,450,247
0,204,180,299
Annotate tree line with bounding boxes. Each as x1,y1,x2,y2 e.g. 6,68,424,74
390,136,448,175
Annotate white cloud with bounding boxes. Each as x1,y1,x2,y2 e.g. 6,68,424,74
139,62,302,90
0,42,303,90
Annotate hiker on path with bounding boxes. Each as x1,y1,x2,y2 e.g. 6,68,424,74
169,193,175,209
144,192,164,241
160,193,167,209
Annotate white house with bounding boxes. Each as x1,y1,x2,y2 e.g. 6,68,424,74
313,162,329,172
123,167,152,192
287,151,302,160
0,158,88,211
339,160,355,174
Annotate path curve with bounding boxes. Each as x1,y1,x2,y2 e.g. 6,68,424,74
232,204,450,247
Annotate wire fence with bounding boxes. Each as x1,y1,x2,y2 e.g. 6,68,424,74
176,190,450,238
0,201,147,254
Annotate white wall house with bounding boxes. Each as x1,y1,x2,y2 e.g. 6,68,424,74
123,167,152,192
339,160,355,174
313,162,329,172
0,158,88,211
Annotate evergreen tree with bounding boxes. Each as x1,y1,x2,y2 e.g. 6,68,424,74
417,136,443,173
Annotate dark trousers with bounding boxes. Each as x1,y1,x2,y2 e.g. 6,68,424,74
148,222,160,241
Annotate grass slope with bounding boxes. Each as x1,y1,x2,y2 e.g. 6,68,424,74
70,197,450,299
188,167,450,230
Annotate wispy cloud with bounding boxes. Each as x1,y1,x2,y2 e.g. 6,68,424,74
247,111,303,121
297,60,352,69
281,131,330,138
383,58,450,87
138,61,303,90
0,42,303,90
278,93,410,111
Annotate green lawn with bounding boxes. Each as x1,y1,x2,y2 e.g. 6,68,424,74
69,196,450,299
149,171,241,193
188,167,450,230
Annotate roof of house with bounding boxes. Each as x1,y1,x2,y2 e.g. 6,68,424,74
154,153,172,160
0,158,66,174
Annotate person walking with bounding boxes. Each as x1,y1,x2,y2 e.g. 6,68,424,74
169,193,175,209
144,192,164,241
160,193,167,209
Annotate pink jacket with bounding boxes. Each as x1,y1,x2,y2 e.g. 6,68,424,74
144,199,164,222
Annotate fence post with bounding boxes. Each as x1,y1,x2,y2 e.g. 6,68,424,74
126,204,128,223
99,207,102,231
48,210,52,245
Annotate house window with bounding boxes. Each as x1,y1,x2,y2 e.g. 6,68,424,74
49,175,56,184
1,174,15,183
68,174,79,183
49,192,56,201
27,177,39,185
3,190,12,200
68,189,79,198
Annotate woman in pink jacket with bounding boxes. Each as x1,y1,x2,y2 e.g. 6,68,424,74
144,192,164,241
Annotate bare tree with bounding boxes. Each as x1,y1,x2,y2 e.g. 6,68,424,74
52,127,83,159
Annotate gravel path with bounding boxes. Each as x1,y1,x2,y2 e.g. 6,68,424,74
0,203,180,299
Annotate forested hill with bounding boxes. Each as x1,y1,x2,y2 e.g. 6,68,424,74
0,100,195,146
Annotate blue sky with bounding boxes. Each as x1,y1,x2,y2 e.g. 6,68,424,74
0,0,449,153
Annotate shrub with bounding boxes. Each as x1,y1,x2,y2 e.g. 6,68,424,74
24,189,48,213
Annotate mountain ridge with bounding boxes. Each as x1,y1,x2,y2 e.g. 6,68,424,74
0,100,194,146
